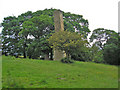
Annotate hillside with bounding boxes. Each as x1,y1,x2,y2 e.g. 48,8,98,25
2,55,118,88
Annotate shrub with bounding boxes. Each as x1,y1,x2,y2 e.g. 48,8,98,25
103,44,119,65
61,57,74,63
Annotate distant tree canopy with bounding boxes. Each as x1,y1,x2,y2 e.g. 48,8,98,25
89,28,119,65
1,8,90,59
89,28,117,50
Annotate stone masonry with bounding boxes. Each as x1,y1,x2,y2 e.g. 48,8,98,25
53,10,66,60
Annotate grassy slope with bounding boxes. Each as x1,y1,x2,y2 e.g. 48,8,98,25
2,55,118,88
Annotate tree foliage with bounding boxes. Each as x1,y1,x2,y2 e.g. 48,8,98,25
48,31,88,59
63,12,90,38
89,44,104,63
19,15,54,59
90,28,117,50
33,9,90,37
103,33,120,65
2,16,21,56
2,11,33,57
90,28,119,65
1,9,90,59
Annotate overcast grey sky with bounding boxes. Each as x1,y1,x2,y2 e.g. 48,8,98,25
0,0,119,33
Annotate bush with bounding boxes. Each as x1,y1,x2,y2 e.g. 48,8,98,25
103,44,119,65
71,53,90,62
61,57,74,63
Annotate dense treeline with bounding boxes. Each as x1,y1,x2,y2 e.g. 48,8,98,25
1,9,119,65
1,9,90,59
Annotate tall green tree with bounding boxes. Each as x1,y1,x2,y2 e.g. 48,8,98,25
90,28,117,50
2,11,33,57
2,16,20,56
19,15,54,59
90,28,119,64
103,32,119,65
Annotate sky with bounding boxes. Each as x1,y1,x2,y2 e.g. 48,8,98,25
0,0,119,33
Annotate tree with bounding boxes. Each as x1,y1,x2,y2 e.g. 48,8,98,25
2,16,21,56
89,28,118,64
103,33,120,65
63,12,90,38
89,44,104,63
48,31,88,59
19,15,54,59
90,28,117,50
2,11,33,57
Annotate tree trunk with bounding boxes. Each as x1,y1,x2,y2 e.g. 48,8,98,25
23,43,27,58
50,48,53,60
23,50,26,58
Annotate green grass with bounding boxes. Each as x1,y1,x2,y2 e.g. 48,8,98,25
2,55,118,88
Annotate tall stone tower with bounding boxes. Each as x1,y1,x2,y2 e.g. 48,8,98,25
53,10,66,60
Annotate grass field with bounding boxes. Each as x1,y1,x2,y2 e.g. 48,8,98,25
2,55,118,88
